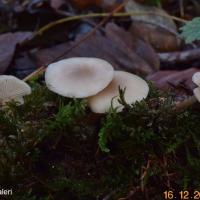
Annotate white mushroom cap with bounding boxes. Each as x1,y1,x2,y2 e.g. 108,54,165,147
88,71,149,113
45,57,114,98
193,88,200,102
192,72,200,102
192,72,200,86
0,75,31,105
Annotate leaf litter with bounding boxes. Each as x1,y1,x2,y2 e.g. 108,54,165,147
0,0,200,199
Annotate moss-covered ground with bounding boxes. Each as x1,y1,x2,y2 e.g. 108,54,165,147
0,80,200,200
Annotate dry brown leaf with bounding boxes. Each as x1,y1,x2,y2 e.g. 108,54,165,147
130,22,180,52
125,0,181,52
35,23,159,75
147,68,199,90
105,23,159,70
0,32,32,74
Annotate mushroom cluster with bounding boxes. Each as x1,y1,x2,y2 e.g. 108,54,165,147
0,75,31,106
45,57,149,113
88,71,149,113
192,72,200,102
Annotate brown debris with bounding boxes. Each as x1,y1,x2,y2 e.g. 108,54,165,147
159,48,200,64
147,68,199,90
0,32,32,74
35,23,158,75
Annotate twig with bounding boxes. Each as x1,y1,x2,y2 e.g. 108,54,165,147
140,159,151,192
23,66,45,81
35,12,187,36
118,186,141,200
102,190,117,200
159,48,200,64
180,0,184,17
49,0,130,64
23,0,130,82
55,9,99,30
163,156,171,188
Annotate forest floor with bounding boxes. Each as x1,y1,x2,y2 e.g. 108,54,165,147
0,0,200,199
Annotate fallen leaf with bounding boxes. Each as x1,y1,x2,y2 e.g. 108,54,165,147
130,22,180,52
0,32,32,74
11,52,37,79
125,0,181,51
105,23,159,70
147,68,199,90
35,23,159,75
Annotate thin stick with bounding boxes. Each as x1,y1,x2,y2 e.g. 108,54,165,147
180,0,184,17
159,48,200,64
48,0,130,65
35,12,187,36
22,2,187,82
23,66,45,81
23,0,130,81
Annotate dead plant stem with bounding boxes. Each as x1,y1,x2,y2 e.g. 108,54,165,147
35,12,187,36
23,0,130,81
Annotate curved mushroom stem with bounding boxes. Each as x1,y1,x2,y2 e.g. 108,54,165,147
173,95,197,112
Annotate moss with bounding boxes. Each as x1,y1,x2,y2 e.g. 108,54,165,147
0,81,200,199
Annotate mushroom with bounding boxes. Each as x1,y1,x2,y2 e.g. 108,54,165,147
192,72,200,102
88,71,149,113
172,72,200,111
45,57,114,98
0,75,31,105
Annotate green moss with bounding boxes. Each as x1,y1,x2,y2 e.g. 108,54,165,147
0,82,200,199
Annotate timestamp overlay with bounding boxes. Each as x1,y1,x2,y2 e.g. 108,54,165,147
164,191,200,199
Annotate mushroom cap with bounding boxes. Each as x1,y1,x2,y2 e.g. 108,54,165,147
193,87,200,102
0,75,31,105
45,57,114,98
88,71,149,113
192,72,200,86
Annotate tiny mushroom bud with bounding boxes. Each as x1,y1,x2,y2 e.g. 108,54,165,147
0,75,31,105
45,57,114,98
192,72,200,102
88,71,149,113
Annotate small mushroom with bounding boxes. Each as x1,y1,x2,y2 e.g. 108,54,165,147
0,75,31,105
88,71,149,113
173,72,200,111
192,72,200,102
45,57,114,98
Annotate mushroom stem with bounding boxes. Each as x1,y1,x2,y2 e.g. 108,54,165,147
173,95,197,112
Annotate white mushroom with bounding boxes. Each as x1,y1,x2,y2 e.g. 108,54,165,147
192,72,200,102
88,71,149,113
45,57,114,98
192,72,200,86
193,88,200,102
0,75,31,105
173,72,200,111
